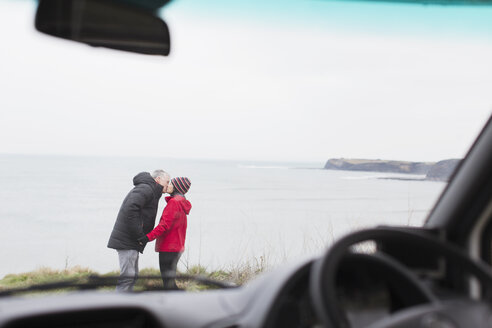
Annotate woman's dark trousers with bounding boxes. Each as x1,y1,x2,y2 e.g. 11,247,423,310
159,252,182,290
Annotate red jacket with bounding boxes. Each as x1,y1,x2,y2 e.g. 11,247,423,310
146,195,192,252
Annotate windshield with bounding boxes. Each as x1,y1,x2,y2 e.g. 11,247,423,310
1,0,491,287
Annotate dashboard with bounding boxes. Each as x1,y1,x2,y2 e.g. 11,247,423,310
1,227,492,328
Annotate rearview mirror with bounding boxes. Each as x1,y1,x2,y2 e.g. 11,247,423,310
35,0,171,56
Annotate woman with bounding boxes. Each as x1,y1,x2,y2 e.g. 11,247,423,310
139,177,192,289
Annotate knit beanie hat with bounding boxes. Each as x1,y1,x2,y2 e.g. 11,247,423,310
171,177,191,194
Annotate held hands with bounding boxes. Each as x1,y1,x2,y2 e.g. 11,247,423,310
138,235,149,246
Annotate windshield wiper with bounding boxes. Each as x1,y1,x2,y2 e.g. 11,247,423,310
0,274,237,297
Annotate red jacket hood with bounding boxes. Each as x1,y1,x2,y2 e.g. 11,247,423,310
165,195,192,214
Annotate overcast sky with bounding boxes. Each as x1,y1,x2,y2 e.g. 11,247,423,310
1,0,492,163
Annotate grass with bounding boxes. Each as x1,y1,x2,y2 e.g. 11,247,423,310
0,260,268,295
0,266,97,290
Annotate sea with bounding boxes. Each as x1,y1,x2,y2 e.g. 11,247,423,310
0,154,446,278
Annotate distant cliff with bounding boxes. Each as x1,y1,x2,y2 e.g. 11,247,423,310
324,158,434,174
324,158,461,181
425,159,461,181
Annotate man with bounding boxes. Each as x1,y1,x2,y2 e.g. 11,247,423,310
107,170,170,292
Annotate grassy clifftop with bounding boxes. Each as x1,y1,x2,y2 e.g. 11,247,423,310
0,263,266,294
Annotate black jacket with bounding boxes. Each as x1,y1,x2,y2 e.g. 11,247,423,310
107,172,164,253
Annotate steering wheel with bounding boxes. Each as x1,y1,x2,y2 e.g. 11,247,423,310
309,227,492,328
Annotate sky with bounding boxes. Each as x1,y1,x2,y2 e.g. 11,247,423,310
1,0,492,163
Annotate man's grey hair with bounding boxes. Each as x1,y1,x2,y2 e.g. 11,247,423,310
151,169,170,179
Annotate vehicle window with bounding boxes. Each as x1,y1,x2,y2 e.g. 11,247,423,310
1,0,491,284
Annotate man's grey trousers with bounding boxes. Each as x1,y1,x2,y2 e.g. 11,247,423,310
116,249,139,292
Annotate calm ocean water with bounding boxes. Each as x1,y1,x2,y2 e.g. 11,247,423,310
0,154,446,278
